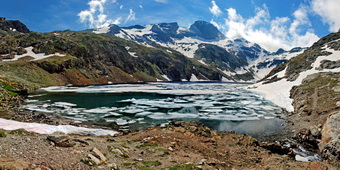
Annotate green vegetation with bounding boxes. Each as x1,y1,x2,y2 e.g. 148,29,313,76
168,167,186,170
0,30,226,88
0,130,6,137
137,142,158,148
9,128,34,136
291,72,339,115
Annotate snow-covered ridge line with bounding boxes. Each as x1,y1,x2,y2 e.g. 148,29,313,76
0,118,117,136
2,46,66,62
248,46,340,112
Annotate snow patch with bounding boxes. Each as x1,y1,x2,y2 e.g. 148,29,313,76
249,46,340,112
0,118,117,136
2,47,66,62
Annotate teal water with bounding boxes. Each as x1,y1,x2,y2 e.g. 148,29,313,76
24,82,287,140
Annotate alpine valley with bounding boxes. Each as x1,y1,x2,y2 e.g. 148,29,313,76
0,18,339,169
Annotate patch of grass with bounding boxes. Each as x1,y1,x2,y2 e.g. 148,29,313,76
123,162,136,167
142,160,161,167
157,148,169,156
0,130,6,137
9,129,34,136
137,142,158,148
168,167,186,170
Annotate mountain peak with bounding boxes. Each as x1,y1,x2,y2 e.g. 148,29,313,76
189,21,226,40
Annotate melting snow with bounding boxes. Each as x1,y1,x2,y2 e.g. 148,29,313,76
2,47,66,62
0,118,117,136
248,46,340,112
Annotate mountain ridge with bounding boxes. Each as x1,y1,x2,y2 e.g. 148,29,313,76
94,20,305,82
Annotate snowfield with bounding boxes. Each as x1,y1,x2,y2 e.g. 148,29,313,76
0,118,117,136
248,46,340,112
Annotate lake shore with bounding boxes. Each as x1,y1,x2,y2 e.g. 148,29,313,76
0,93,339,169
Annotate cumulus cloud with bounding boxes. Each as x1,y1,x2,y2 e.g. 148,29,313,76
125,9,136,23
224,5,320,52
209,0,222,17
78,0,115,28
311,0,340,32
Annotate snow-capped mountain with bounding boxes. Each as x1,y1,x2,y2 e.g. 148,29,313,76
92,21,304,81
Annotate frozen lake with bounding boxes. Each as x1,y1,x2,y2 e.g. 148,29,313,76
23,82,287,139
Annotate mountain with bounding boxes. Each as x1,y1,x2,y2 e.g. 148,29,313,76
92,21,304,81
249,30,340,161
0,17,30,34
0,29,228,89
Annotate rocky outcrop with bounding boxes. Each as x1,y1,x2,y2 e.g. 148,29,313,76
189,21,226,40
0,18,30,34
320,112,340,161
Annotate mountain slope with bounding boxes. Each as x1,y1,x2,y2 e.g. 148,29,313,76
249,30,340,161
0,30,226,88
93,21,304,81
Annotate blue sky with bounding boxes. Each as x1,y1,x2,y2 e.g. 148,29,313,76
1,0,339,51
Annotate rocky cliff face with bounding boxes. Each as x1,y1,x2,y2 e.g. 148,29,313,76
189,21,226,40
0,18,30,34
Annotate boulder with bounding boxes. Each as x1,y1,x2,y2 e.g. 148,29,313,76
82,147,107,166
319,112,340,161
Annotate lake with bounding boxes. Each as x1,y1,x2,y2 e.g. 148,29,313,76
23,82,287,140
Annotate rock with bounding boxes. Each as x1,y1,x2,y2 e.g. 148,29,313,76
189,126,197,132
171,121,186,127
108,146,129,158
295,128,318,150
107,163,119,170
47,136,75,147
92,147,107,162
310,126,321,139
260,142,293,156
199,159,207,165
295,155,309,162
0,158,30,169
319,112,340,161
82,147,107,166
168,147,174,152
320,139,340,161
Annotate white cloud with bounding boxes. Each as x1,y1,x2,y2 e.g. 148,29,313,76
311,0,340,32
209,0,222,17
113,17,122,25
139,5,143,9
78,0,115,28
210,20,221,30
154,0,167,3
224,6,320,52
125,9,136,23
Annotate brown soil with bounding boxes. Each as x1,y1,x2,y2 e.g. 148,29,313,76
0,121,337,170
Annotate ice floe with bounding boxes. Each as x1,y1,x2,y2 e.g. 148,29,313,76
24,82,283,132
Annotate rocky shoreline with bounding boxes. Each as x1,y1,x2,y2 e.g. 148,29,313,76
0,119,338,170
0,94,338,169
